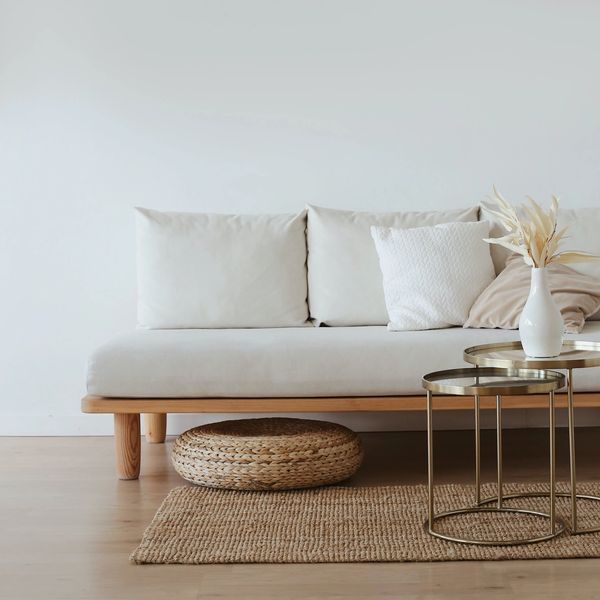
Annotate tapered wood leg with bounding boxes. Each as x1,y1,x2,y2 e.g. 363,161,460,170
114,413,140,480
144,413,167,443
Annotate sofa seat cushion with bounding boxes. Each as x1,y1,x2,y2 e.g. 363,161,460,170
87,324,600,398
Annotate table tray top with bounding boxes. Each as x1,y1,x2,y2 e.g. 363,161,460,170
463,340,600,370
422,367,565,396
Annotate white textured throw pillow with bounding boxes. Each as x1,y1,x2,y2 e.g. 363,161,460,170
306,205,479,326
371,221,495,330
136,208,309,328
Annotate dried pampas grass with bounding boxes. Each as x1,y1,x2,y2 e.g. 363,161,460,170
483,187,600,268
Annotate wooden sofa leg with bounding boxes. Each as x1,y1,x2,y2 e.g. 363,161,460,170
144,413,167,444
114,413,141,480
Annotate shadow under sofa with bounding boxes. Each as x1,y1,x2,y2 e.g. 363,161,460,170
82,323,600,479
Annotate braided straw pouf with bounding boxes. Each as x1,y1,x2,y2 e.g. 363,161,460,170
171,417,364,490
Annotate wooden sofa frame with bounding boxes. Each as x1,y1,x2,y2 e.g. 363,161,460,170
81,392,600,479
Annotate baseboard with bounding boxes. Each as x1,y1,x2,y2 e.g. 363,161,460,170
2,409,600,436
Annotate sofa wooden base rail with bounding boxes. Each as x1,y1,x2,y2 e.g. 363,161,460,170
81,393,600,480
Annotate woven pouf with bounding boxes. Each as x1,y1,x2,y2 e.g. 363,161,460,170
171,417,364,490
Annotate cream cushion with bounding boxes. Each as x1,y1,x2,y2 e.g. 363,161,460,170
371,221,495,330
306,205,479,326
135,208,309,328
87,323,600,398
465,254,600,333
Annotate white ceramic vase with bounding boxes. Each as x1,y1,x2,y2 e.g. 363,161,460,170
519,267,564,358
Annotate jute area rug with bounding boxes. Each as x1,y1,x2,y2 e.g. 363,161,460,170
131,482,600,564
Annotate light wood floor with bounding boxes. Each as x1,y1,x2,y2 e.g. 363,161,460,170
2,429,600,600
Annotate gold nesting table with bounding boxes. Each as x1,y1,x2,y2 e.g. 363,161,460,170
423,367,566,546
464,340,600,535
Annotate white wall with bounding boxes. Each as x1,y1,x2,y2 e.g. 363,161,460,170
2,0,600,435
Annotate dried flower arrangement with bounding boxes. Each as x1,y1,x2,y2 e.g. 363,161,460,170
484,187,599,268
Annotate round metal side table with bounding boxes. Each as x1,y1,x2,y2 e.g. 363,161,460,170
464,340,600,534
422,367,566,546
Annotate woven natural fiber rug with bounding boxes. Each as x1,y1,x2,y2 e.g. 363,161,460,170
131,482,600,564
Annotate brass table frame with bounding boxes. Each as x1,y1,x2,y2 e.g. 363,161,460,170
423,367,566,546
464,340,600,534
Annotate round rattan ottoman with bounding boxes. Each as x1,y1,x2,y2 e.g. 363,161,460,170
171,417,364,490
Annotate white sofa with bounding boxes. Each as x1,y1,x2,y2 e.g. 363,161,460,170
83,204,600,479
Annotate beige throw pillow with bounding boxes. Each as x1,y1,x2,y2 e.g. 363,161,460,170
464,254,600,333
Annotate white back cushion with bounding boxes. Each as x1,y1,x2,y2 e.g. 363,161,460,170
558,207,600,321
136,208,309,328
371,221,495,331
557,208,600,279
306,205,479,326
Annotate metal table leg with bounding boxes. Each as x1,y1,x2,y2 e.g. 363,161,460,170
496,394,502,510
567,368,578,533
549,389,556,534
475,393,481,506
427,389,434,533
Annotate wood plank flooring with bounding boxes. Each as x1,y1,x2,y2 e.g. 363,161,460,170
1,429,600,600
